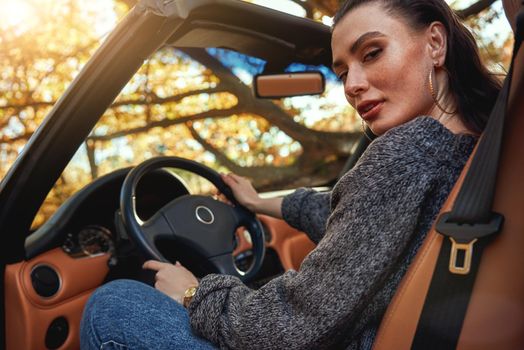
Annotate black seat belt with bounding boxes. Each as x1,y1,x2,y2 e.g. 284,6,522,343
411,5,524,349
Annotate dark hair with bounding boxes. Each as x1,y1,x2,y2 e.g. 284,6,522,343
333,0,501,134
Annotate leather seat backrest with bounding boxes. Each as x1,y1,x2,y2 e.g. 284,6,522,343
372,41,524,350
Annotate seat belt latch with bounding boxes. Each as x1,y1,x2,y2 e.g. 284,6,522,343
448,237,478,275
436,212,504,275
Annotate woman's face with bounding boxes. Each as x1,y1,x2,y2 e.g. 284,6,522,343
332,3,437,135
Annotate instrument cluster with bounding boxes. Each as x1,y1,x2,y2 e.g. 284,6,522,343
62,225,115,258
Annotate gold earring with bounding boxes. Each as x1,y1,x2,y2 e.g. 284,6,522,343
361,120,374,141
428,67,455,115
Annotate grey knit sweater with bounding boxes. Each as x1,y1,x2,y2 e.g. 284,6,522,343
188,117,476,349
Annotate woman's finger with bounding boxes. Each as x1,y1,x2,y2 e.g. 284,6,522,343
229,173,244,182
143,260,169,271
221,174,233,185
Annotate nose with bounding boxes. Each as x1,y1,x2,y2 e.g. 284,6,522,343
344,67,369,99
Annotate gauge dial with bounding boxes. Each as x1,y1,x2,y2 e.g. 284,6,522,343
77,225,115,256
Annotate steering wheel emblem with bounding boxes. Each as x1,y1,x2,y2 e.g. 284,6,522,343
195,205,215,225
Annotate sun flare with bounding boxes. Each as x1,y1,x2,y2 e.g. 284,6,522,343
0,0,37,32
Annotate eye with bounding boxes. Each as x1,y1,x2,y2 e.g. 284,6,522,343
337,72,347,83
363,48,382,62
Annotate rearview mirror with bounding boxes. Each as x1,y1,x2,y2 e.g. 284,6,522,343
254,72,325,98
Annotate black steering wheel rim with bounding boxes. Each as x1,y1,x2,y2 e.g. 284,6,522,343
120,156,265,282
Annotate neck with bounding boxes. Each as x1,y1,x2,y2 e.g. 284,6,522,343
427,68,473,135
428,109,470,135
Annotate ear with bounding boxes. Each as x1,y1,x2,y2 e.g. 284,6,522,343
426,22,447,67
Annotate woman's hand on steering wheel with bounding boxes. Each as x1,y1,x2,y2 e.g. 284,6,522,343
220,173,261,212
143,260,198,304
221,173,284,220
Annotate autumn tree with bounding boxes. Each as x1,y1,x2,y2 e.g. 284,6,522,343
0,0,514,226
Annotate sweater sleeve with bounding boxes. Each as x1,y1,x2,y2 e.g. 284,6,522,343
281,188,331,243
188,130,439,349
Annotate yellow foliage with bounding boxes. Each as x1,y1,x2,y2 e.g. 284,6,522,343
0,0,512,229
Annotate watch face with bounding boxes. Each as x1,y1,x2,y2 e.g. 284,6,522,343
185,286,197,297
183,286,198,308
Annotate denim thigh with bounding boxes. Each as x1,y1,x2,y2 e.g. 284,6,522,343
80,279,218,350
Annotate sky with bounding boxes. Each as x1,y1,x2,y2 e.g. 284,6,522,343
251,0,513,42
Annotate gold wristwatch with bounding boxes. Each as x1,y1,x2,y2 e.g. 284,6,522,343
183,286,198,308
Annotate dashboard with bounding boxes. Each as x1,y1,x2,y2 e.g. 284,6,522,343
24,165,318,286
25,168,191,260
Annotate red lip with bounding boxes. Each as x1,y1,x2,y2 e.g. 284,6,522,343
357,100,384,121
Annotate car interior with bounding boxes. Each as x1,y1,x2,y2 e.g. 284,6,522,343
0,0,522,349
1,1,337,349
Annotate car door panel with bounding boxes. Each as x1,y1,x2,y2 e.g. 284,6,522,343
5,248,109,350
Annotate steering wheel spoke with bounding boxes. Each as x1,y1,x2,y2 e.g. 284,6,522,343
141,212,175,242
208,253,244,278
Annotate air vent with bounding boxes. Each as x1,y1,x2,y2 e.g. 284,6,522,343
31,265,60,298
45,317,69,349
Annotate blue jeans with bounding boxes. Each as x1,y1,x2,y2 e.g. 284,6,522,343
80,279,218,349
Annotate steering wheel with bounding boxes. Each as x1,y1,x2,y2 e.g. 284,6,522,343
120,156,265,282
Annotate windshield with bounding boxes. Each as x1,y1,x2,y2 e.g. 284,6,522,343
32,46,356,227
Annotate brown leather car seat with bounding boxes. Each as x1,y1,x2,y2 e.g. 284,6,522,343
372,15,524,350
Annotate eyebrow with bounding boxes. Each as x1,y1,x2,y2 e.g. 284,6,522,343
351,31,386,54
332,31,387,71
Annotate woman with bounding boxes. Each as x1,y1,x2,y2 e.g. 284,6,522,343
80,0,502,349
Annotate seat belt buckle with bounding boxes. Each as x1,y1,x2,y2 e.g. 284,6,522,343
436,212,504,275
448,237,478,275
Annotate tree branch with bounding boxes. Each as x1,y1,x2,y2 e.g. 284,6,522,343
88,107,244,141
113,87,228,107
85,140,98,180
0,87,228,110
455,0,497,19
185,120,349,190
186,122,244,173
0,131,34,143
186,120,304,187
306,0,342,17
290,0,314,18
